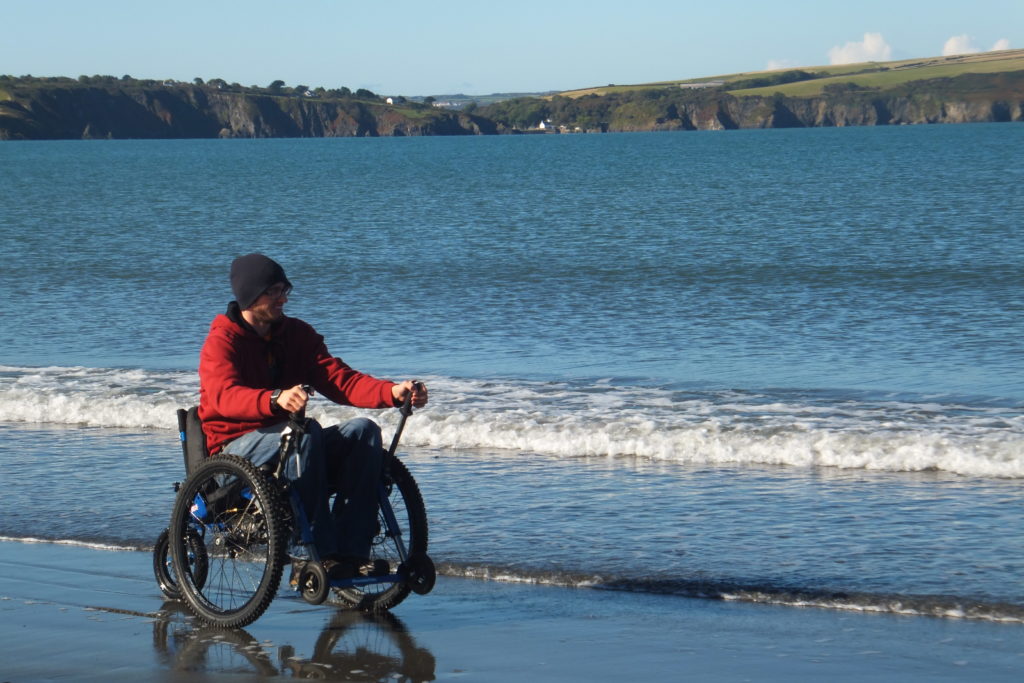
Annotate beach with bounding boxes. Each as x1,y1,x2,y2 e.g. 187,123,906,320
2,540,1021,682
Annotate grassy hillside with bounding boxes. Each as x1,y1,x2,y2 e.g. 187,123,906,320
560,49,1024,99
479,48,1024,133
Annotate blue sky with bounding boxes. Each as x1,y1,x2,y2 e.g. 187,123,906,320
3,1,1021,95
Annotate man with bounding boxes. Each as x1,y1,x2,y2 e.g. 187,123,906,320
198,253,428,579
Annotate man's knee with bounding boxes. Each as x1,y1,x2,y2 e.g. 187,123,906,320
339,417,383,449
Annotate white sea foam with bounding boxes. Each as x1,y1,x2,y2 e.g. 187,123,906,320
1,365,1021,477
0,365,194,429
0,535,137,552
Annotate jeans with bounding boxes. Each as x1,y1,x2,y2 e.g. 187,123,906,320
224,417,383,561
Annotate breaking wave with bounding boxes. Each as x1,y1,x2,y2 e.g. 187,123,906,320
1,364,1021,478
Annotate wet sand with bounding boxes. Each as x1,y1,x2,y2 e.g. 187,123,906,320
1,541,1021,682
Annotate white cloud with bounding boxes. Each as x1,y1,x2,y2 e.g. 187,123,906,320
943,34,980,56
766,59,798,71
828,33,892,65
943,35,1011,56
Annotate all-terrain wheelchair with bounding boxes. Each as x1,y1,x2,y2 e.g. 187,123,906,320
153,388,435,629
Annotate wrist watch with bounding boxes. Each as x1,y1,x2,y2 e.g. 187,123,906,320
270,389,283,411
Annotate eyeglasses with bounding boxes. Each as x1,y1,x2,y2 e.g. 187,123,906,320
262,284,292,300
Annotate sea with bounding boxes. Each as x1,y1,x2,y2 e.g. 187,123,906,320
1,124,1022,623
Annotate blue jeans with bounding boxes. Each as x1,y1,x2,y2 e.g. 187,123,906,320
224,417,383,561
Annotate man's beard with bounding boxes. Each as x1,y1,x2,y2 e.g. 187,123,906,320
251,304,283,325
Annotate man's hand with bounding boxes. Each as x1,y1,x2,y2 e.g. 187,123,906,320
392,380,428,408
274,385,310,414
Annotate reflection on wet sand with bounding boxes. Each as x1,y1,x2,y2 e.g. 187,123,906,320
153,602,436,681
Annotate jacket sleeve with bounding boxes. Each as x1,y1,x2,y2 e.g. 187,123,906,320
199,327,275,421
306,335,397,409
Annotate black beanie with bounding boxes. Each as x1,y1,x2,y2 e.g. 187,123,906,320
230,253,291,309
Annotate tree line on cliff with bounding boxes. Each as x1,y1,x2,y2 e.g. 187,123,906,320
0,75,502,139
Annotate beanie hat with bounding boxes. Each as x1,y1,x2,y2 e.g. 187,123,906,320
230,253,291,309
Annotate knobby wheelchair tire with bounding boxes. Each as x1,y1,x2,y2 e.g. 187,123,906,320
169,454,287,628
153,527,208,601
331,454,429,612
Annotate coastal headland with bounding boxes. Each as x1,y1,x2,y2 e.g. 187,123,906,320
1,49,1022,139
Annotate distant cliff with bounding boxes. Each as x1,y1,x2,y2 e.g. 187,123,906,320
0,79,502,140
626,84,1024,131
3,68,1023,140
477,69,1024,133
604,88,1024,132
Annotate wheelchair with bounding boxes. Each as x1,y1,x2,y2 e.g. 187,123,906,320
153,389,435,629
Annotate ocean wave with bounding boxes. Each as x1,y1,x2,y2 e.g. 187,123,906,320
0,365,194,429
1,364,1022,477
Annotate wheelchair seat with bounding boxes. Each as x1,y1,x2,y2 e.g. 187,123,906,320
176,407,209,476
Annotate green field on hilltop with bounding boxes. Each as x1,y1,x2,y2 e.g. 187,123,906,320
732,53,1024,96
560,49,1024,99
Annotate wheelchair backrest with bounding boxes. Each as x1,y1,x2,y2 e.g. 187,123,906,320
175,406,209,476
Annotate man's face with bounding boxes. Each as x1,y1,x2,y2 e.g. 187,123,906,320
246,282,290,325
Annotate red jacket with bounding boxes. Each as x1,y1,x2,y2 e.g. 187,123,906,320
198,305,397,454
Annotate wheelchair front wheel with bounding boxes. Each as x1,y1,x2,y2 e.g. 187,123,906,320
298,561,330,605
169,454,287,628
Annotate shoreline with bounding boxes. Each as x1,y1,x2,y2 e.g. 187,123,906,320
6,532,1022,625
1,540,1022,681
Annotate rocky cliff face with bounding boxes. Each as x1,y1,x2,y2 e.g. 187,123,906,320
602,92,1024,132
753,95,1023,128
0,85,501,140
2,80,1022,140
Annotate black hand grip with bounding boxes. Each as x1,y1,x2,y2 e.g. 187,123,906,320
400,381,422,417
389,382,422,456
289,385,315,426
